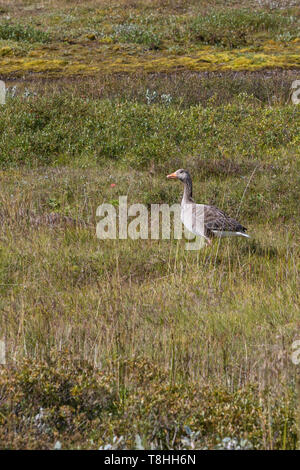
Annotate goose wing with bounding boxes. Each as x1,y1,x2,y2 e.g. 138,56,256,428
204,205,247,235
181,203,248,239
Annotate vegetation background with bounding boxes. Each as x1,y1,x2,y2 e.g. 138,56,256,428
0,0,299,449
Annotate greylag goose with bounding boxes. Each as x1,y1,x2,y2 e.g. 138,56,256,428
167,169,250,245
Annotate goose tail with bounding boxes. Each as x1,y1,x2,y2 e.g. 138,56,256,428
236,232,251,238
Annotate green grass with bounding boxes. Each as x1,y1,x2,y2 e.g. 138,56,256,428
1,92,299,171
0,22,50,43
0,112,299,447
0,0,300,451
190,8,299,47
112,24,162,49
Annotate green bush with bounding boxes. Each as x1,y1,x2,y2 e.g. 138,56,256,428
0,356,297,449
113,24,162,49
0,22,50,43
190,9,297,47
0,94,299,169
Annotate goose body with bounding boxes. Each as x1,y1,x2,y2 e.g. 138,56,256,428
167,169,250,245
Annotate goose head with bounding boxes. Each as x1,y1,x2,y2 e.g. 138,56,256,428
167,169,191,183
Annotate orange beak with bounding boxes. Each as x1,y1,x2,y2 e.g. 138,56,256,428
167,172,177,179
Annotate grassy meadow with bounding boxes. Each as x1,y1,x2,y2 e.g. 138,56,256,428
0,0,300,450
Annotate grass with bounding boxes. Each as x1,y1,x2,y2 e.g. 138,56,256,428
1,92,299,169
0,0,300,450
0,22,50,44
5,70,299,106
0,0,299,76
190,8,299,47
112,24,162,49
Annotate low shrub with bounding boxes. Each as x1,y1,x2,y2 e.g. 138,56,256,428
0,22,50,43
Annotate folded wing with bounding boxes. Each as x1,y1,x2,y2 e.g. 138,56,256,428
181,203,248,239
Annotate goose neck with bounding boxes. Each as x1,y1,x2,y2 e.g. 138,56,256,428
182,177,193,204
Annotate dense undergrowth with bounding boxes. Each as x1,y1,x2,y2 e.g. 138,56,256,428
1,91,299,171
0,355,297,449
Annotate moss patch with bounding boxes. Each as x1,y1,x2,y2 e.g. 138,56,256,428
0,41,299,76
